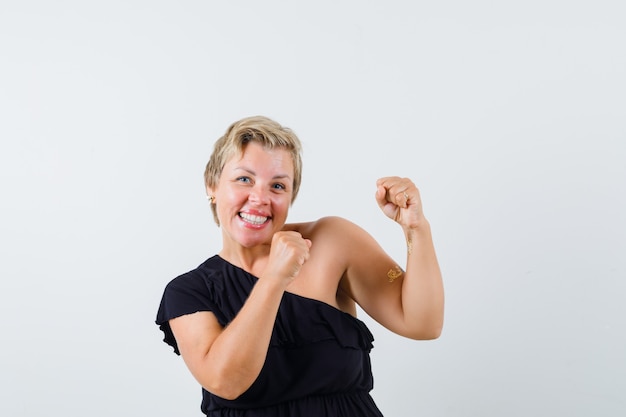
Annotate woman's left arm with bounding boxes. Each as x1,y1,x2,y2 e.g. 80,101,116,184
340,176,444,340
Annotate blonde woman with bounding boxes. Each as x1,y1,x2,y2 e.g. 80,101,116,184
156,115,444,416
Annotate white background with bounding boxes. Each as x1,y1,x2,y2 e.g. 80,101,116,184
1,1,625,416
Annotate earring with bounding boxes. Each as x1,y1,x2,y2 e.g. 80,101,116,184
207,195,215,203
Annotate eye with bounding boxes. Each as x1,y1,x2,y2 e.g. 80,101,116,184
236,176,251,183
272,183,286,191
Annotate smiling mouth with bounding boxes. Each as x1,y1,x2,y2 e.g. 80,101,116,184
239,212,269,225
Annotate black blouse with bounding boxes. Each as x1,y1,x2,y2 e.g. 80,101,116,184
156,255,384,416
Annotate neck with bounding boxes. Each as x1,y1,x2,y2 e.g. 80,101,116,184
219,244,270,276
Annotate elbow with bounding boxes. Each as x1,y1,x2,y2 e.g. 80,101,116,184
203,378,250,401
406,325,443,341
425,317,444,340
199,366,256,400
423,324,443,340
193,352,262,400
211,388,245,401
403,314,444,340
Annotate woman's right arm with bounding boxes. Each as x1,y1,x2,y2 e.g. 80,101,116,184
169,277,285,399
169,231,311,400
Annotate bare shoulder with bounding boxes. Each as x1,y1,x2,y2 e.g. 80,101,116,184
284,216,360,239
284,217,365,265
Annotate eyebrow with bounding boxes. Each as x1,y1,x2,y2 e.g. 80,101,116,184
233,167,292,181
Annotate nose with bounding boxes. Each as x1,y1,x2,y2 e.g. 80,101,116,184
248,185,271,205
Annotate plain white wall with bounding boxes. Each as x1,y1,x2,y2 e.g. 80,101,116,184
1,1,624,416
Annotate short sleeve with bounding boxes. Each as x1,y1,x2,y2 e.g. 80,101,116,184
155,271,217,355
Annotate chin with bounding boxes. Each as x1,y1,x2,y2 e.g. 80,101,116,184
237,233,271,248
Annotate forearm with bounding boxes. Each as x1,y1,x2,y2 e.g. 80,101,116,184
203,278,285,398
401,220,445,339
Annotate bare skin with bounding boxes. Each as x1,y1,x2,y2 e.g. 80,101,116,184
169,143,444,400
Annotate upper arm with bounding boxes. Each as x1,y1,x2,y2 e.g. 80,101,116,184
317,217,409,335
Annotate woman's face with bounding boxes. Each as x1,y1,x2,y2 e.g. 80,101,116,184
211,141,294,249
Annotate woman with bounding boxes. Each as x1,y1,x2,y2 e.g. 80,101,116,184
156,115,444,416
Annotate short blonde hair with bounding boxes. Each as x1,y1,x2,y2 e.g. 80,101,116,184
204,116,303,225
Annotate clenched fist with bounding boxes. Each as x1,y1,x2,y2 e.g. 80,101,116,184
375,176,425,229
263,231,312,286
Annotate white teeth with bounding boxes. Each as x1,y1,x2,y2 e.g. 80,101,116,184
239,212,268,225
